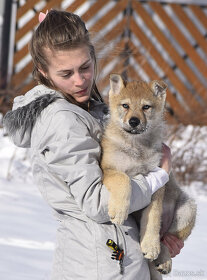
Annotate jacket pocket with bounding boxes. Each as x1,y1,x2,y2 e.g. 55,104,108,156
92,221,122,279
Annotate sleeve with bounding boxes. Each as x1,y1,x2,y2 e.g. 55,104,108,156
144,167,169,194
41,110,163,223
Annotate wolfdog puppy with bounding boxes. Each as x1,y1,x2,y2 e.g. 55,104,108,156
101,74,196,279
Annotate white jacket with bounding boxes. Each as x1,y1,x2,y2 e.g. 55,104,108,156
3,84,165,279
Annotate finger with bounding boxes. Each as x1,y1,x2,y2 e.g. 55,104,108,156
161,238,174,257
165,234,184,249
162,143,168,149
162,143,170,153
164,235,180,251
162,235,182,258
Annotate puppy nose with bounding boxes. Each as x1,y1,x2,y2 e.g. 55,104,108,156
129,117,140,128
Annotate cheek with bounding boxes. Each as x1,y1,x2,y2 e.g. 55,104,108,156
48,73,61,87
53,77,73,92
54,78,66,88
85,66,94,81
145,108,162,122
118,107,128,123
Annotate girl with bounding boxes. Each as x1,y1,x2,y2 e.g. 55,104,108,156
4,10,183,280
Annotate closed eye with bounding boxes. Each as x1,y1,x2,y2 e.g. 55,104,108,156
80,65,90,71
61,72,72,79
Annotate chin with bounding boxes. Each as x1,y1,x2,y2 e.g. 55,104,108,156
76,96,89,103
76,95,90,103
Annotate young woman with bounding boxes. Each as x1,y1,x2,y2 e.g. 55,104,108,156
4,10,183,280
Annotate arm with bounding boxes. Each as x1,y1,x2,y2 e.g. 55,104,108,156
129,167,169,213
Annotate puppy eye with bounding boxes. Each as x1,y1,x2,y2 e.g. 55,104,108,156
142,105,151,110
122,104,129,109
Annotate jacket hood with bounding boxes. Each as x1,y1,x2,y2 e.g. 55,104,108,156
3,85,60,148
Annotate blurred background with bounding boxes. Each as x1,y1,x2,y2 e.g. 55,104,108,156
0,0,207,123
0,1,207,279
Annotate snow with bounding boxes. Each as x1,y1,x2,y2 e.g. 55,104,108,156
0,129,57,280
164,198,207,279
0,126,207,280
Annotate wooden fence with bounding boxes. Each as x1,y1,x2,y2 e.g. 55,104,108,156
6,0,207,124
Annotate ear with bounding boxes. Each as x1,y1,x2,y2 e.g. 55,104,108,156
38,68,47,78
150,80,167,98
109,74,125,95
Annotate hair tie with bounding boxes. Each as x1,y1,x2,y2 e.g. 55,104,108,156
38,10,48,23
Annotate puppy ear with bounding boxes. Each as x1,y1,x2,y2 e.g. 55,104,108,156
150,80,167,98
109,74,125,95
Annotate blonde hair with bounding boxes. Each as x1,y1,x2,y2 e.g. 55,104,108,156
29,10,103,106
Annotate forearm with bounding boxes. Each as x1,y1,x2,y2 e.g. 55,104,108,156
128,168,169,214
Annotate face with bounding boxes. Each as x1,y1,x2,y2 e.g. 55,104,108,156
41,46,94,103
109,76,166,135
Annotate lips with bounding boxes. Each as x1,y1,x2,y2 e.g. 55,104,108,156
76,87,88,95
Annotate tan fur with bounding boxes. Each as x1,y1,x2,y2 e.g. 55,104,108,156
176,224,195,240
140,188,165,260
101,74,197,279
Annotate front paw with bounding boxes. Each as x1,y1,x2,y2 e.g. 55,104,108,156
155,258,172,274
154,243,172,274
108,199,129,225
140,236,160,261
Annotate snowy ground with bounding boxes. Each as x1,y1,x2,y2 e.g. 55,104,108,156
0,127,207,280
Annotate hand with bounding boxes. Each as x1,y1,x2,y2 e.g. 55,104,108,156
161,233,184,258
160,143,172,174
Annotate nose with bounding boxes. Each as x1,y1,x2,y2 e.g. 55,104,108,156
74,72,85,86
129,117,140,128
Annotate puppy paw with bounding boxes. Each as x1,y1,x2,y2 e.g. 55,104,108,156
154,243,172,274
140,237,160,261
155,258,172,274
108,199,129,225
